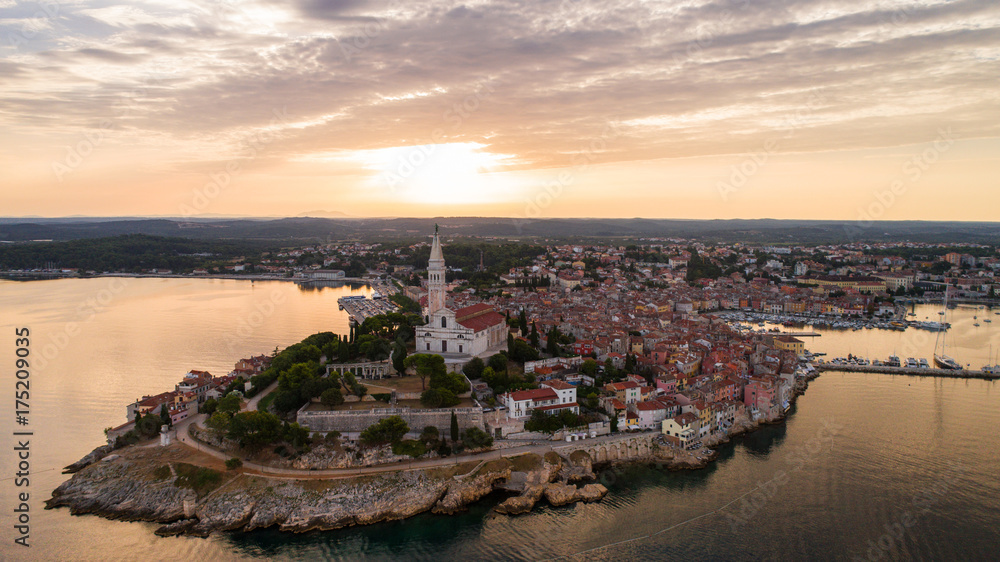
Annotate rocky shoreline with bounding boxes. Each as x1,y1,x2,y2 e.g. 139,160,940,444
45,443,609,537
46,373,819,537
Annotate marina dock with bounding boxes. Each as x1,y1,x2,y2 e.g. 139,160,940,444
815,363,999,380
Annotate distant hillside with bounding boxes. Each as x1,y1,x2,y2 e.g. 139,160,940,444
1,217,998,245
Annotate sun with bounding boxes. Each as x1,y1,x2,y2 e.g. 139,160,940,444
360,142,515,204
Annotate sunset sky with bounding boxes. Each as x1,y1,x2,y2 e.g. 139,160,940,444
1,0,999,220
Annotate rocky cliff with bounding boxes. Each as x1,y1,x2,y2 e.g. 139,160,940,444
47,444,609,537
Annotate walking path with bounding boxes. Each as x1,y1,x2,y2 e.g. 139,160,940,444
243,380,278,412
171,415,653,481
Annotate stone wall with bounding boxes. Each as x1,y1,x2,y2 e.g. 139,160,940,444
554,433,656,464
297,406,484,437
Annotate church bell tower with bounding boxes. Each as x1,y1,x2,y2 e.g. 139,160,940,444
427,225,446,315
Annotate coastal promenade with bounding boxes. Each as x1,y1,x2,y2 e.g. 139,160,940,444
173,413,650,481
815,363,999,380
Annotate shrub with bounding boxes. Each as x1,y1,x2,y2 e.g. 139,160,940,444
391,439,427,458
225,458,243,471
462,356,485,379
320,387,344,407
462,427,494,450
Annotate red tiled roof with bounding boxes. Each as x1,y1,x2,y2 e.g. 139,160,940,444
457,310,505,333
673,412,698,426
542,379,573,390
635,400,666,411
455,303,494,319
509,388,558,402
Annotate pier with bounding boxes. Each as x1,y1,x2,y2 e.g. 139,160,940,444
338,295,399,324
815,363,999,380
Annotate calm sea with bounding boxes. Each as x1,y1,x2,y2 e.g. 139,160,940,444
1,278,998,561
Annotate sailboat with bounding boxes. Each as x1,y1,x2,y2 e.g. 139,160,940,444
984,346,1000,375
934,287,962,370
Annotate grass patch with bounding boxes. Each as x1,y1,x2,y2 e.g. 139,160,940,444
256,390,277,412
173,463,223,498
509,453,543,473
152,465,172,481
570,450,592,464
544,451,561,465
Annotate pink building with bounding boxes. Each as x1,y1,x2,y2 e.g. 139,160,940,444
744,378,776,415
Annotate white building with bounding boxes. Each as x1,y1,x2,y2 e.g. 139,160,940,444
541,379,578,406
416,227,506,358
500,386,579,419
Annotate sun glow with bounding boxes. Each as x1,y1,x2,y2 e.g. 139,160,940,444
356,142,518,205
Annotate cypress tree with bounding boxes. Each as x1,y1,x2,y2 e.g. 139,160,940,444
450,411,459,443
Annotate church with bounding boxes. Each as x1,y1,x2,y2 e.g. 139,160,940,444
416,227,507,358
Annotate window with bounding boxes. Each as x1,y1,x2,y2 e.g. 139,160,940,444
441,316,447,328
458,344,463,353
442,341,448,353
426,343,430,351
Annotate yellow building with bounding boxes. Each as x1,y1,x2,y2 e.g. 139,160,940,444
773,335,805,356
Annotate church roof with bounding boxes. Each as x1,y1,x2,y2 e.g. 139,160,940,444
455,303,505,333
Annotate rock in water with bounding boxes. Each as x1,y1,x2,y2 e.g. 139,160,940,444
63,444,114,474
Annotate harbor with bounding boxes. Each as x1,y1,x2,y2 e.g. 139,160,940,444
815,362,999,380
717,310,950,333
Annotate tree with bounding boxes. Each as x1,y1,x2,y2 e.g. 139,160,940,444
488,353,508,373
136,412,162,438
225,458,243,471
217,392,242,416
278,362,317,392
420,388,443,408
546,327,560,356
159,404,172,428
420,425,440,445
404,353,447,391
360,416,409,445
580,359,598,377
320,387,344,407
207,411,231,433
391,340,407,374
450,411,459,442
604,358,618,379
509,338,540,363
200,397,218,416
338,338,350,363
283,422,311,448
624,354,636,373
463,356,485,379
428,368,470,395
529,322,539,348
462,427,494,449
227,411,282,453
518,309,528,336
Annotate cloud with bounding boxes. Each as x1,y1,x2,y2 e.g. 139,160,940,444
1,0,999,195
